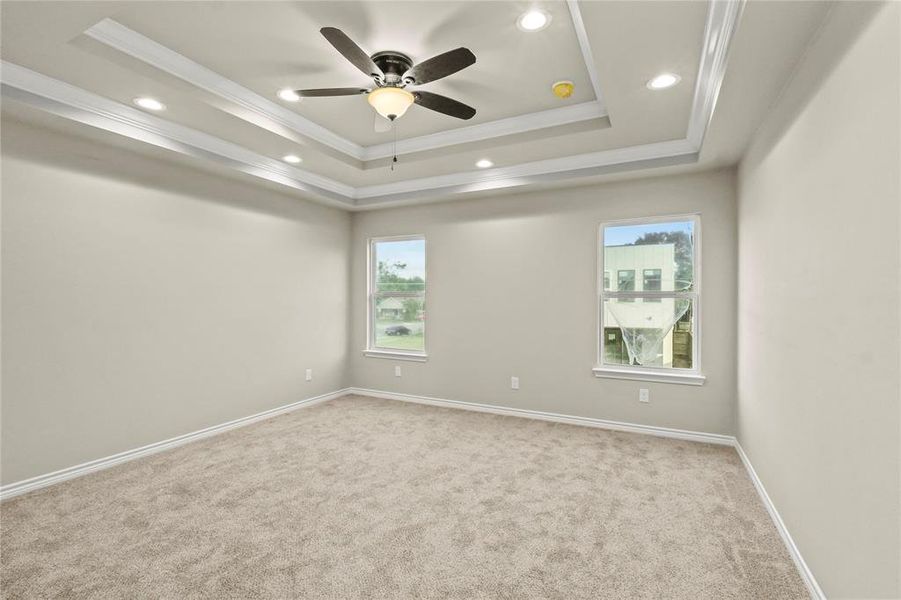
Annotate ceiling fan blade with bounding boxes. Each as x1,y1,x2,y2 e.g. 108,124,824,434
295,87,369,97
403,47,475,85
320,27,384,80
413,91,476,120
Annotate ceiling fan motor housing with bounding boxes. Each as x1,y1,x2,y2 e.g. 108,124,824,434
371,51,414,85
299,28,476,121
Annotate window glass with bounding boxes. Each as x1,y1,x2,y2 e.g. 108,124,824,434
603,299,693,369
643,269,662,302
599,217,698,372
617,270,635,291
374,239,425,293
617,270,635,302
603,220,694,291
370,238,425,353
374,296,425,352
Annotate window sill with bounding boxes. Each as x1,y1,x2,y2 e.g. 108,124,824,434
364,350,428,362
592,366,706,386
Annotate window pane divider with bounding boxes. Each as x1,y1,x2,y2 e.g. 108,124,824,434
601,291,697,299
368,235,427,356
373,291,425,298
597,214,701,380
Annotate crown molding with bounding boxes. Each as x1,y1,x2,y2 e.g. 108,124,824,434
354,138,697,202
84,18,609,162
84,18,366,160
566,0,608,116
0,61,356,207
0,62,684,208
360,100,607,161
3,1,745,209
687,0,746,148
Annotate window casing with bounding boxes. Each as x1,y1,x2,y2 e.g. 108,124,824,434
596,215,703,385
367,235,427,360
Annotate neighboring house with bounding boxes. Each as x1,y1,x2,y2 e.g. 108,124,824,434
376,297,405,319
603,243,676,295
602,243,691,368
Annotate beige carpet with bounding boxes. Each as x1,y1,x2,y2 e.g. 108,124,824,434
1,395,807,599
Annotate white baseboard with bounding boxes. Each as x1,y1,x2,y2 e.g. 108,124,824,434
734,442,825,600
0,387,351,502
349,386,822,598
2,384,823,599
347,387,735,445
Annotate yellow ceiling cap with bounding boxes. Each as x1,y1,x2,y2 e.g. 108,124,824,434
552,80,574,99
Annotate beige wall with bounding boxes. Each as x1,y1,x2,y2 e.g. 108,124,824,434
350,169,737,435
2,6,897,595
1,120,351,485
737,3,901,597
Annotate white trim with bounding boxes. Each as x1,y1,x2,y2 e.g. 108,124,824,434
0,383,821,597
566,1,608,113
361,101,608,160
83,18,366,160
349,387,733,445
85,19,608,162
353,150,699,209
0,62,356,206
597,214,703,379
592,366,706,386
367,234,427,355
355,138,697,199
0,387,351,502
3,1,744,209
349,386,821,597
0,63,690,208
734,442,826,600
687,0,747,148
363,350,428,362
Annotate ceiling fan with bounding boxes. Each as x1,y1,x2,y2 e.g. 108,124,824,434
294,27,477,123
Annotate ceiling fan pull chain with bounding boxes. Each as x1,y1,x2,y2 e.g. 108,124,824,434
391,120,398,171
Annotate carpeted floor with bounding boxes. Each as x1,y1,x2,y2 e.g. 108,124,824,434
0,395,807,599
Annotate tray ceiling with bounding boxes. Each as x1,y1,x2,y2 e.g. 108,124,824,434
2,1,750,208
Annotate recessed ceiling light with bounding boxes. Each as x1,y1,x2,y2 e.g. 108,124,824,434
283,154,302,164
278,88,301,102
646,73,681,90
133,97,165,111
476,159,493,169
517,9,551,32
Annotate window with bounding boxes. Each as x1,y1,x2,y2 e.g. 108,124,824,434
617,269,635,301
367,236,426,358
643,269,662,302
596,216,703,384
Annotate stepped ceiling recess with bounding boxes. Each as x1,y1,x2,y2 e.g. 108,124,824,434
1,1,832,209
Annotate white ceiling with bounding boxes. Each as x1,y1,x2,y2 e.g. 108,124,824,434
0,1,833,209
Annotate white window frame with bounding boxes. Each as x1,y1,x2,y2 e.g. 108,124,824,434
594,214,705,385
365,234,428,362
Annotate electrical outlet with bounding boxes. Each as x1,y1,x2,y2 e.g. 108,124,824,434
511,376,519,390
305,368,312,382
395,365,402,377
639,388,649,403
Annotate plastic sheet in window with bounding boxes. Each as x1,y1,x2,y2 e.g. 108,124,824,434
605,298,690,366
